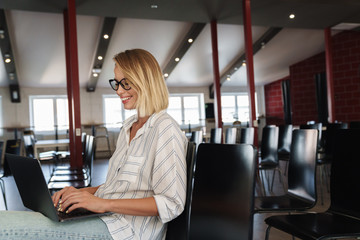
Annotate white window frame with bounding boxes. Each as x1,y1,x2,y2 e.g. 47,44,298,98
102,94,136,129
168,93,205,129
29,95,69,135
221,92,259,125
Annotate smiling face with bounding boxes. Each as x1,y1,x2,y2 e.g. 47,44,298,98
114,65,138,110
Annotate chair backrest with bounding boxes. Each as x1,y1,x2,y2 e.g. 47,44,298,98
240,127,254,145
349,121,360,129
165,141,196,240
300,123,322,148
287,129,318,204
189,131,203,148
322,123,347,157
22,131,36,158
4,139,22,175
0,141,6,173
225,127,237,144
210,128,222,144
189,143,257,240
260,126,279,165
329,129,360,218
84,135,95,180
277,124,292,154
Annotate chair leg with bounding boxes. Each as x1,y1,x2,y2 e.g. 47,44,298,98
265,225,271,240
0,178,7,210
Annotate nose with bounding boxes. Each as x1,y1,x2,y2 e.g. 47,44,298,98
116,86,125,96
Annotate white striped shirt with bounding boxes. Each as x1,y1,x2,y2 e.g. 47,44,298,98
95,110,188,240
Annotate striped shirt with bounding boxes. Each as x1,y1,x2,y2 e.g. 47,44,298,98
95,110,188,240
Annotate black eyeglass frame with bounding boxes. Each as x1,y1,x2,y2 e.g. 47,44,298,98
109,78,132,91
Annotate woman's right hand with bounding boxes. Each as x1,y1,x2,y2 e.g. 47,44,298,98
51,186,79,209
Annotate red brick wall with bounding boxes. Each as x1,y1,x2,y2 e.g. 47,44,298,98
264,30,360,125
264,79,285,125
332,31,360,122
289,52,326,125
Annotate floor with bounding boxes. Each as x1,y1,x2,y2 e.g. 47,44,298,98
0,158,333,240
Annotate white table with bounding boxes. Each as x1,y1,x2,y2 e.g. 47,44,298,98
34,139,69,159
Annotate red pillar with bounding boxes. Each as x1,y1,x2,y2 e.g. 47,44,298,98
64,0,83,168
210,20,223,130
324,27,335,123
242,0,258,146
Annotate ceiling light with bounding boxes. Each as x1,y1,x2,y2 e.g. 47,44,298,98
97,56,103,60
188,38,193,43
92,68,102,74
234,67,238,71
4,54,11,63
289,13,295,19
242,60,246,66
0,29,4,39
164,73,169,78
226,75,231,81
261,42,266,49
150,4,158,9
103,34,109,39
9,73,15,80
93,73,99,77
175,57,180,62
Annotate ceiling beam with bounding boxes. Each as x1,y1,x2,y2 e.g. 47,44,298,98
209,27,282,98
163,23,206,79
0,9,20,102
87,17,117,92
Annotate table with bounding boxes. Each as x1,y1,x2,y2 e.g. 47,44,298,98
34,139,69,159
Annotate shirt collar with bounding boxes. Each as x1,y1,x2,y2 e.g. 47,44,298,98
122,110,167,134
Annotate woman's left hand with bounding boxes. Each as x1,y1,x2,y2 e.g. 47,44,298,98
59,190,108,213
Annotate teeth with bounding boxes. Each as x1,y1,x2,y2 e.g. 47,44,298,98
121,97,130,101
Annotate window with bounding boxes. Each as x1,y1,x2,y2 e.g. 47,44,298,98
168,94,205,128
103,95,136,128
30,96,69,133
221,93,258,124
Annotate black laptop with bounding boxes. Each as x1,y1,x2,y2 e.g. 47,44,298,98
5,153,111,222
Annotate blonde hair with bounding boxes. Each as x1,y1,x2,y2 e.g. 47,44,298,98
113,49,169,117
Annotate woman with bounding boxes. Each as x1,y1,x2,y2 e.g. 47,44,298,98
1,49,188,240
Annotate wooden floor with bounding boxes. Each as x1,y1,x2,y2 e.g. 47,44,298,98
0,158,333,240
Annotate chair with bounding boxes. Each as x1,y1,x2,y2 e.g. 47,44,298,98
209,128,222,144
239,127,254,144
264,129,360,240
224,127,237,144
277,124,293,175
189,131,203,150
258,125,285,194
189,143,257,240
94,126,111,158
0,141,8,210
4,139,22,175
165,142,196,240
48,135,95,190
254,129,318,213
22,130,57,161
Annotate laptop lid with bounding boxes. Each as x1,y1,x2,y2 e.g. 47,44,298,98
5,153,109,222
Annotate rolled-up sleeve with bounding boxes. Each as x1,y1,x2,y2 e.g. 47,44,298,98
152,120,187,223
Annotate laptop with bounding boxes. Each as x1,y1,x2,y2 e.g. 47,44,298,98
5,153,111,222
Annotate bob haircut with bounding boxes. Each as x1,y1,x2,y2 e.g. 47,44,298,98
113,49,169,117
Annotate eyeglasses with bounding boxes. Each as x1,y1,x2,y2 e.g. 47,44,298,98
109,78,131,91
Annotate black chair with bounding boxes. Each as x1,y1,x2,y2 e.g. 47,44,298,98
349,121,360,129
239,127,254,144
224,127,237,144
165,142,196,240
189,131,202,150
22,130,57,161
258,125,285,194
254,129,318,213
0,141,8,210
189,143,257,240
209,128,222,144
4,139,22,175
264,129,360,240
277,124,292,176
48,135,95,190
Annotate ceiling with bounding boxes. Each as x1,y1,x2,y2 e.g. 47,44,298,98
1,0,360,90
